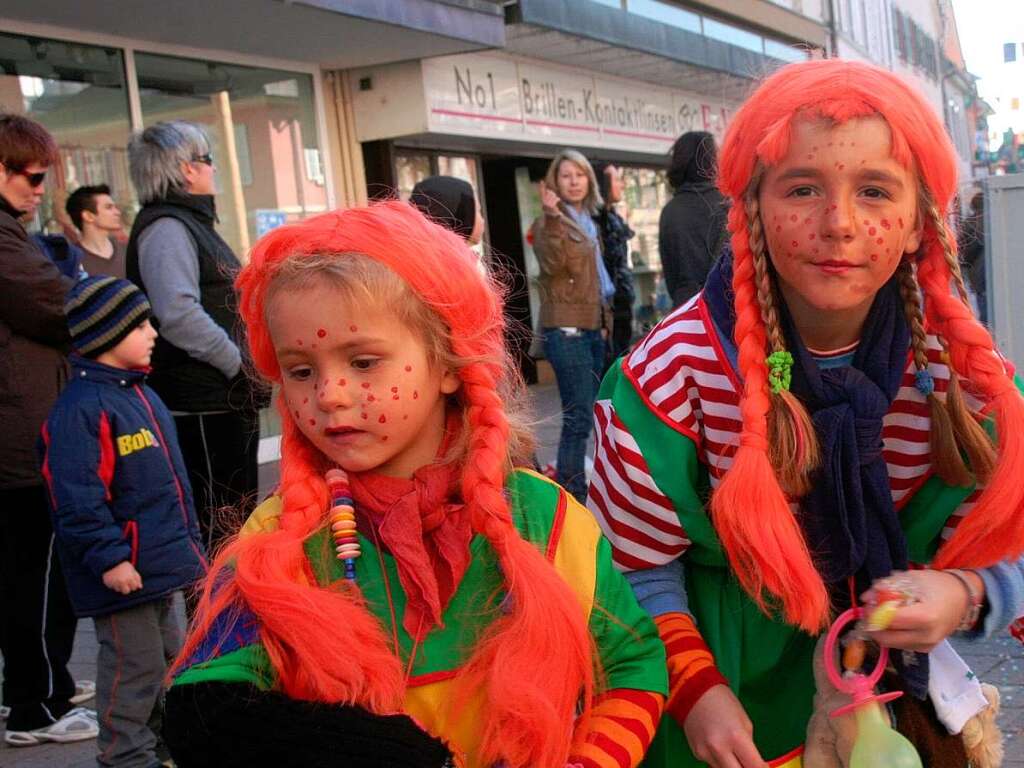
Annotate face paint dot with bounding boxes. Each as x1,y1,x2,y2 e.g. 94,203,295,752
776,225,782,233
308,418,316,426
870,254,879,262
392,395,399,400
876,237,884,245
808,233,816,240
296,339,303,346
316,328,327,338
869,226,877,236
378,415,387,424
804,218,812,225
349,325,358,332
413,391,419,400
791,240,799,248
361,382,370,389
311,343,317,349
294,410,300,418
830,204,838,211
337,378,346,387
881,219,891,230
302,397,308,404
361,412,368,420
790,214,798,222
898,217,904,229
806,154,814,161
836,163,845,170
404,365,412,372
403,415,408,420
382,436,388,442
367,394,376,402
812,247,820,255
391,387,398,393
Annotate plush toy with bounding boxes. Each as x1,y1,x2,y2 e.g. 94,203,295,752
804,636,1005,768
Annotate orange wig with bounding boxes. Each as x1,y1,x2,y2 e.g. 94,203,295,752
175,201,595,767
715,59,1024,632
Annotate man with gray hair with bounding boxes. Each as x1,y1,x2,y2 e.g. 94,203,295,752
125,121,265,557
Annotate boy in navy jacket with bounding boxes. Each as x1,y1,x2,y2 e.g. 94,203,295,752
41,275,205,768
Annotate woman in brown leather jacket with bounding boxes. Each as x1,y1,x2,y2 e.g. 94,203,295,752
530,148,614,502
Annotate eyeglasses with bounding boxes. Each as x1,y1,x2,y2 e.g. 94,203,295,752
6,166,46,187
192,154,214,166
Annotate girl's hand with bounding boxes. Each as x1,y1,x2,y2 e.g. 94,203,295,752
863,569,983,652
539,181,560,214
683,684,768,768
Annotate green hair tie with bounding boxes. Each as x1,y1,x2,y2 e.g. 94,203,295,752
766,350,794,394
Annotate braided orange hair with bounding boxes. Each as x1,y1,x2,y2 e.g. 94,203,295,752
175,201,595,767
715,59,1024,631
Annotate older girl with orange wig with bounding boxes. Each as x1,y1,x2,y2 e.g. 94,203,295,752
589,59,1024,767
161,201,667,768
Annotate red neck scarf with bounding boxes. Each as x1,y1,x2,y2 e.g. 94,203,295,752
348,457,472,642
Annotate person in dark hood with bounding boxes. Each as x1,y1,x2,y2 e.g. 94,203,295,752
658,131,729,307
409,175,484,246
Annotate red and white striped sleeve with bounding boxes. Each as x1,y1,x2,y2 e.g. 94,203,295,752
587,397,691,572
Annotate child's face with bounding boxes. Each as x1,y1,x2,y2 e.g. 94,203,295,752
758,116,923,322
98,319,157,370
268,282,461,479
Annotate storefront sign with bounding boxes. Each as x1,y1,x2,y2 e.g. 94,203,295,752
419,52,733,152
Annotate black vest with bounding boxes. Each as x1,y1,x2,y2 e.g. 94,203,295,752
126,194,242,412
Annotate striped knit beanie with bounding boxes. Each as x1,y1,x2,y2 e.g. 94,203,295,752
65,276,152,358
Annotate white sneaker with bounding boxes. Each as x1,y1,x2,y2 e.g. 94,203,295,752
3,707,99,746
70,679,96,705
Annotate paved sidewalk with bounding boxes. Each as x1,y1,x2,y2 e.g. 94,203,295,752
2,384,1021,766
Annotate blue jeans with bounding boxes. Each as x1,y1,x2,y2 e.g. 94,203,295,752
542,327,605,502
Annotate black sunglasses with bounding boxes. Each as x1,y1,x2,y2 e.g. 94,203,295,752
7,166,46,187
192,154,214,166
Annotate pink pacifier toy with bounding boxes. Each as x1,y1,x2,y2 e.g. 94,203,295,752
823,607,923,768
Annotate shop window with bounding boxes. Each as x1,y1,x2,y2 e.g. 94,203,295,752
0,32,133,236
764,39,810,63
702,18,765,54
620,166,671,330
394,153,431,200
626,0,702,33
133,51,327,257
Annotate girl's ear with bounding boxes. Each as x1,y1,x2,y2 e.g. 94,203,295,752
904,210,925,255
440,369,461,395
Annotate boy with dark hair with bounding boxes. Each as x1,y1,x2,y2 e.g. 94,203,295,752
40,275,205,766
66,184,126,278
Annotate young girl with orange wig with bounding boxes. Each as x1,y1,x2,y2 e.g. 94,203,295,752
161,200,667,768
589,59,1024,767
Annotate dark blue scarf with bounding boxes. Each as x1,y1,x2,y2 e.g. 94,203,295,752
703,251,928,697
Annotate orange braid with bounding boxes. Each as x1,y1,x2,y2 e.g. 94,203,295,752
174,400,405,711
453,361,595,768
709,203,829,632
917,222,1024,568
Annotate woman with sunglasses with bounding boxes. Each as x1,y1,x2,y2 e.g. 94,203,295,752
0,113,100,747
126,121,267,560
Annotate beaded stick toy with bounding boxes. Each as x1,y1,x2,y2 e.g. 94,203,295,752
326,468,360,581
